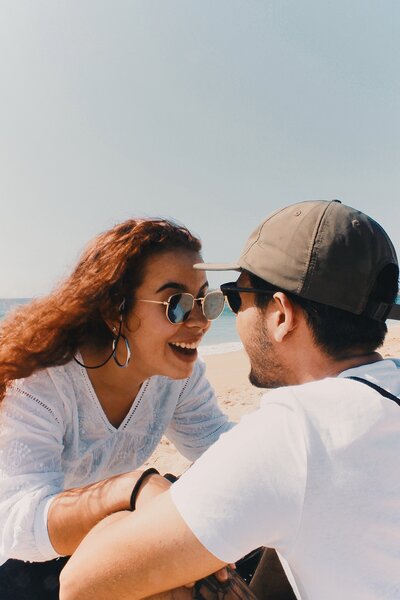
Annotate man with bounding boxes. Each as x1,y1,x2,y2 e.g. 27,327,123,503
60,200,400,600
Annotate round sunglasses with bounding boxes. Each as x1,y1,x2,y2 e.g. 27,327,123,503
140,290,225,324
220,282,276,314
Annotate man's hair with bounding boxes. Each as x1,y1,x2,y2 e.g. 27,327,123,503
248,264,398,358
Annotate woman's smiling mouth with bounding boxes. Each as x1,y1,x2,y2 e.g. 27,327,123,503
170,341,200,350
169,340,201,357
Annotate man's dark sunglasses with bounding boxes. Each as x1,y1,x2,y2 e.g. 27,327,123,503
220,282,276,314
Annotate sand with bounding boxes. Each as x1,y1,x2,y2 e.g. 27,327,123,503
145,324,400,475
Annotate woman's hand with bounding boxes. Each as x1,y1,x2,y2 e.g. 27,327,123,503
48,469,173,555
183,563,235,590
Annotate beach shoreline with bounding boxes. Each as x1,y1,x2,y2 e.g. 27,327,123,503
145,324,400,475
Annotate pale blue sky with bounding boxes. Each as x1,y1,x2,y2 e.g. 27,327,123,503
1,0,399,297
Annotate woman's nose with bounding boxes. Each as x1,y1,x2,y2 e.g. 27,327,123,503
185,300,210,329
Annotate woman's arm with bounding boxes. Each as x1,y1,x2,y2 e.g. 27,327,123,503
48,469,171,555
0,383,170,561
60,491,226,600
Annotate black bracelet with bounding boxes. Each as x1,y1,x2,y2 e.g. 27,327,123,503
163,472,178,483
129,468,160,511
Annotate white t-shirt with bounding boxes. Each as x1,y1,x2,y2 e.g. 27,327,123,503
0,358,233,564
171,359,400,600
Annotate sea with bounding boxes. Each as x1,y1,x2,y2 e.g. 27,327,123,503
2,296,399,357
0,298,242,356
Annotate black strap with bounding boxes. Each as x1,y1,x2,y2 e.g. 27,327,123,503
346,376,400,407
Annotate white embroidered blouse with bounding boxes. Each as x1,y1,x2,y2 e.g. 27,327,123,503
0,358,233,564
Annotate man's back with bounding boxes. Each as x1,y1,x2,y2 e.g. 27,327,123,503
171,358,400,599
281,359,400,598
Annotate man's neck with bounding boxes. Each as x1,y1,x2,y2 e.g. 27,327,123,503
325,351,383,378
297,351,383,384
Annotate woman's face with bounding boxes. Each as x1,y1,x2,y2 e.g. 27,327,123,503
122,249,211,381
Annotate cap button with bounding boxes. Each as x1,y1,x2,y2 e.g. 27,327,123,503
294,210,302,216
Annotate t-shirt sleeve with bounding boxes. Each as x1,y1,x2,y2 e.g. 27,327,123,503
170,392,307,563
0,377,66,563
165,360,235,462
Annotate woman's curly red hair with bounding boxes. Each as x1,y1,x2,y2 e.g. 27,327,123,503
0,218,201,402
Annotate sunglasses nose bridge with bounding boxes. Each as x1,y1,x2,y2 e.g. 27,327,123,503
188,296,209,323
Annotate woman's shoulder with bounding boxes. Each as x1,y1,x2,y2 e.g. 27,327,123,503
6,360,80,420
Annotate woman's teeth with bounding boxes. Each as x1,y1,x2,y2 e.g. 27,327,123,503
170,341,199,350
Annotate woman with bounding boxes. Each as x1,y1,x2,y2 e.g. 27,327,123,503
0,218,231,599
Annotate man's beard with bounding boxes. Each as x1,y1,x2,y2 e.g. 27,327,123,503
247,318,286,389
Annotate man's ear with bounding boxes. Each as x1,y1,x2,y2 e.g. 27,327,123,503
269,292,296,343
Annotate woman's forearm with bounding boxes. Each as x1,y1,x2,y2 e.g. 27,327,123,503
48,469,170,555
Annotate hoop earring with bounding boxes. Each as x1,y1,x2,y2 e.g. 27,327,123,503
112,334,131,368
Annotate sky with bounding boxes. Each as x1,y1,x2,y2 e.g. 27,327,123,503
1,0,399,297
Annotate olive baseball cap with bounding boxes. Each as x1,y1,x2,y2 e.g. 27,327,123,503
195,200,400,321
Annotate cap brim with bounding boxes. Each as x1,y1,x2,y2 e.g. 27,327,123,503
193,262,241,271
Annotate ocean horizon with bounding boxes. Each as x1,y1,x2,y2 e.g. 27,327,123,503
2,295,400,357
0,298,241,356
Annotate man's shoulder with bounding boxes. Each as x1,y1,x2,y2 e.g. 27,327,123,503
261,359,400,439
339,357,400,397
261,358,400,408
259,377,345,409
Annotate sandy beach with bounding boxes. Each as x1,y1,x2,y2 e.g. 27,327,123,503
145,324,400,475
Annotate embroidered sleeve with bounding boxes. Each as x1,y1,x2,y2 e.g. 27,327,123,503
0,382,65,562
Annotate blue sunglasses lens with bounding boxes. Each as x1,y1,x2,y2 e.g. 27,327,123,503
167,291,225,323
